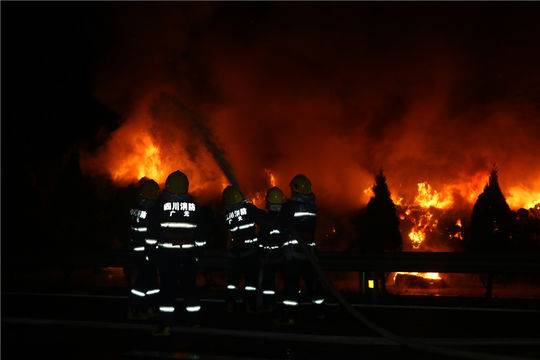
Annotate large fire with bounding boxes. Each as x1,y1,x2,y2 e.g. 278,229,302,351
78,89,540,296
110,129,165,184
82,103,540,217
72,6,540,299
80,100,228,202
414,182,453,209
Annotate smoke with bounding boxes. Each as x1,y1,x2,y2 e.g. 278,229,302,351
153,93,242,191
82,5,540,210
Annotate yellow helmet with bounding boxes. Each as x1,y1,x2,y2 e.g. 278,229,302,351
289,174,312,194
266,186,286,204
139,178,160,200
165,170,189,194
223,185,244,206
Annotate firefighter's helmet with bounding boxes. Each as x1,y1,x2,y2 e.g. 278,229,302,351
139,178,160,200
266,186,286,204
289,174,312,194
165,170,189,194
223,185,244,206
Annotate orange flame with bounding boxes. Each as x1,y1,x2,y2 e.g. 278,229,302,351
415,182,453,209
449,218,464,241
265,169,277,187
506,185,540,210
406,209,438,249
80,103,228,202
250,191,265,208
110,130,167,184
362,186,403,206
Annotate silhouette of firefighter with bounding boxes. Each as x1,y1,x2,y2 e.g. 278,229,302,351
222,185,265,312
279,174,324,324
259,186,288,311
154,170,204,336
127,178,160,320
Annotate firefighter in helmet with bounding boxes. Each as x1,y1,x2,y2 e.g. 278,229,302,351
259,186,287,311
154,170,204,336
280,174,324,323
127,178,160,320
223,185,265,312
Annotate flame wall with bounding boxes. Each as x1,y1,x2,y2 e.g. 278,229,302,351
80,5,540,211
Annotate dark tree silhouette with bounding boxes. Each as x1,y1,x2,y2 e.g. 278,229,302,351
359,171,402,253
469,168,513,252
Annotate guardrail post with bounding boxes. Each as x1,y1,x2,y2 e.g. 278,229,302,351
485,273,493,299
359,271,366,296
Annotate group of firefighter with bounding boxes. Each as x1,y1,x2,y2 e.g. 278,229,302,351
128,170,324,336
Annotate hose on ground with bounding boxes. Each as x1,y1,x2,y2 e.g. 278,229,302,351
301,242,535,360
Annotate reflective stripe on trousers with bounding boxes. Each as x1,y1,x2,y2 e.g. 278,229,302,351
282,300,298,306
131,289,146,297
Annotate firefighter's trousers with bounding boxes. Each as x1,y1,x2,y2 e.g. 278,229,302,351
129,251,159,312
156,247,200,325
227,247,259,308
261,250,281,307
282,247,324,308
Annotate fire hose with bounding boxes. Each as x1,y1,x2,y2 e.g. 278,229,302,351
299,241,536,360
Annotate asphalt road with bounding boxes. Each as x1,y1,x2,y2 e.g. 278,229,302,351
3,289,540,360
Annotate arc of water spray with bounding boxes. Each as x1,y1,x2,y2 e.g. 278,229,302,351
156,93,243,195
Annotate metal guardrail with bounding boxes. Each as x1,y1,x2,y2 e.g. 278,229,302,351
9,250,540,273
6,249,540,300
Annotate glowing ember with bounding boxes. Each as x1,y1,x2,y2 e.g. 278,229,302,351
392,272,442,283
392,196,404,206
450,218,464,241
405,207,438,250
408,229,426,248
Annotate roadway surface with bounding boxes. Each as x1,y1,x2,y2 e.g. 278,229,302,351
4,284,540,360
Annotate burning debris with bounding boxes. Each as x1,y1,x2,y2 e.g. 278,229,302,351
358,168,540,287
81,104,540,258
393,272,446,289
77,7,540,271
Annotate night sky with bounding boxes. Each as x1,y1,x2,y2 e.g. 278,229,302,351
4,3,540,159
2,3,540,257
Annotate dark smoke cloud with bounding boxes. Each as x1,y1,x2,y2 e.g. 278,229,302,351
87,4,540,209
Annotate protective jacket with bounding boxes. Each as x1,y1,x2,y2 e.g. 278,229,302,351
281,192,317,258
224,201,264,251
129,198,159,253
157,191,202,249
260,204,287,253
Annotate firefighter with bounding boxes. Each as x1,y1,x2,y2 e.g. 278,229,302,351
223,185,264,312
127,178,160,320
154,170,204,336
259,186,287,311
280,174,324,323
